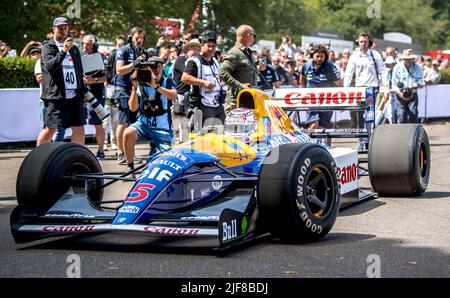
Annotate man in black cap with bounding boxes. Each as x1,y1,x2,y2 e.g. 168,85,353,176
37,17,87,146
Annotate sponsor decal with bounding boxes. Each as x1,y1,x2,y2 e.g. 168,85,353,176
44,213,95,218
43,225,95,232
161,151,188,162
155,159,183,171
180,216,219,221
201,188,211,197
337,163,358,185
118,205,140,214
219,209,248,244
212,175,223,191
143,227,199,235
222,219,238,241
295,158,324,234
282,91,363,106
296,202,323,234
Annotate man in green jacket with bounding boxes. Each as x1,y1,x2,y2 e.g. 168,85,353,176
219,25,258,110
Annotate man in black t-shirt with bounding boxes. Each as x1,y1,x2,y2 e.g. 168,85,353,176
182,31,225,126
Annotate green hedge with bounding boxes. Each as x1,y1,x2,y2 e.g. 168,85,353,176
440,69,450,84
0,58,37,88
1,57,450,87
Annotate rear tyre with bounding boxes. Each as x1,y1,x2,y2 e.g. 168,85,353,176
369,124,430,196
258,143,340,242
16,142,103,209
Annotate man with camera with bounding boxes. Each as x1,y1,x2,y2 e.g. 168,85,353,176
37,17,87,146
123,57,176,172
181,31,225,127
114,27,147,164
392,49,425,124
82,34,107,159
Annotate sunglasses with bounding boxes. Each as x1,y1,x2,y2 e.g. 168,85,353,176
244,33,256,38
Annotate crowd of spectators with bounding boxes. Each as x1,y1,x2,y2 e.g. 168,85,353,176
2,20,450,169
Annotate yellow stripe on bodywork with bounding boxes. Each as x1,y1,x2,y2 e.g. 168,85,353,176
176,134,257,167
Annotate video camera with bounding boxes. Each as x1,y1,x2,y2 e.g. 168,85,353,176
397,82,418,99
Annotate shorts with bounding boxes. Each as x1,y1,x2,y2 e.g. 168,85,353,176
201,104,225,126
305,111,333,128
43,96,86,129
114,89,137,125
129,122,174,153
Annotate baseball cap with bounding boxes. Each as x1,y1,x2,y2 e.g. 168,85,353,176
29,48,41,55
53,17,70,27
432,60,440,66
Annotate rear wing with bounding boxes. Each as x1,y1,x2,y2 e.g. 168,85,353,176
269,87,379,147
271,87,372,111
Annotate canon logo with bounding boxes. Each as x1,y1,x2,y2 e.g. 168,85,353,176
42,225,95,232
337,163,358,185
283,91,363,105
143,227,199,236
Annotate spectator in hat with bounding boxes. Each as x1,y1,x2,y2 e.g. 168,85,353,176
37,17,87,146
392,49,425,123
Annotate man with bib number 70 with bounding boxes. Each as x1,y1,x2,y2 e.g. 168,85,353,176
37,17,87,146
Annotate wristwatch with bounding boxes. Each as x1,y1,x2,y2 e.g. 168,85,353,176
155,84,161,91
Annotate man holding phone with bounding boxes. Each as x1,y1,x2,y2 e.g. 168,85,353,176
37,17,87,146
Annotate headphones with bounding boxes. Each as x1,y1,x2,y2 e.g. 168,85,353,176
309,44,329,62
127,27,146,45
356,32,373,48
83,34,99,52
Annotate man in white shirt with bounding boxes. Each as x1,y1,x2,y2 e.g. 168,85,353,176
344,32,388,150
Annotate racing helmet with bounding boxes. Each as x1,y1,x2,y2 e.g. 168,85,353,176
224,108,258,144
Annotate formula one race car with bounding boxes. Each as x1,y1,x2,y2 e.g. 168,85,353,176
11,88,431,249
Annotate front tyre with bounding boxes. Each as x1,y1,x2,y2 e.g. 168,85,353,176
258,143,340,242
16,142,103,210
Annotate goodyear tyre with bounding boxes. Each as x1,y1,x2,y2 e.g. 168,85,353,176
16,142,103,209
369,124,430,196
258,143,340,242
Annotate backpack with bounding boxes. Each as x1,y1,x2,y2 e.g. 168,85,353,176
105,49,117,85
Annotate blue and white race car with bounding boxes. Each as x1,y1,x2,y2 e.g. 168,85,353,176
11,88,431,249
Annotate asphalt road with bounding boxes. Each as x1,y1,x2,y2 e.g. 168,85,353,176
0,124,449,278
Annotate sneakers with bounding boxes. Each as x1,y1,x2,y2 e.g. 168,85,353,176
117,153,126,165
96,151,105,160
126,163,136,179
111,143,118,150
117,153,141,165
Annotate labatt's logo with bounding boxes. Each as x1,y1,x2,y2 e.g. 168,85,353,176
337,163,358,185
283,91,363,106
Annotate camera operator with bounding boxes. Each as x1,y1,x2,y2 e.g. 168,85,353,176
114,27,148,164
82,34,107,159
182,31,226,127
123,57,176,172
37,17,87,146
392,49,425,124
